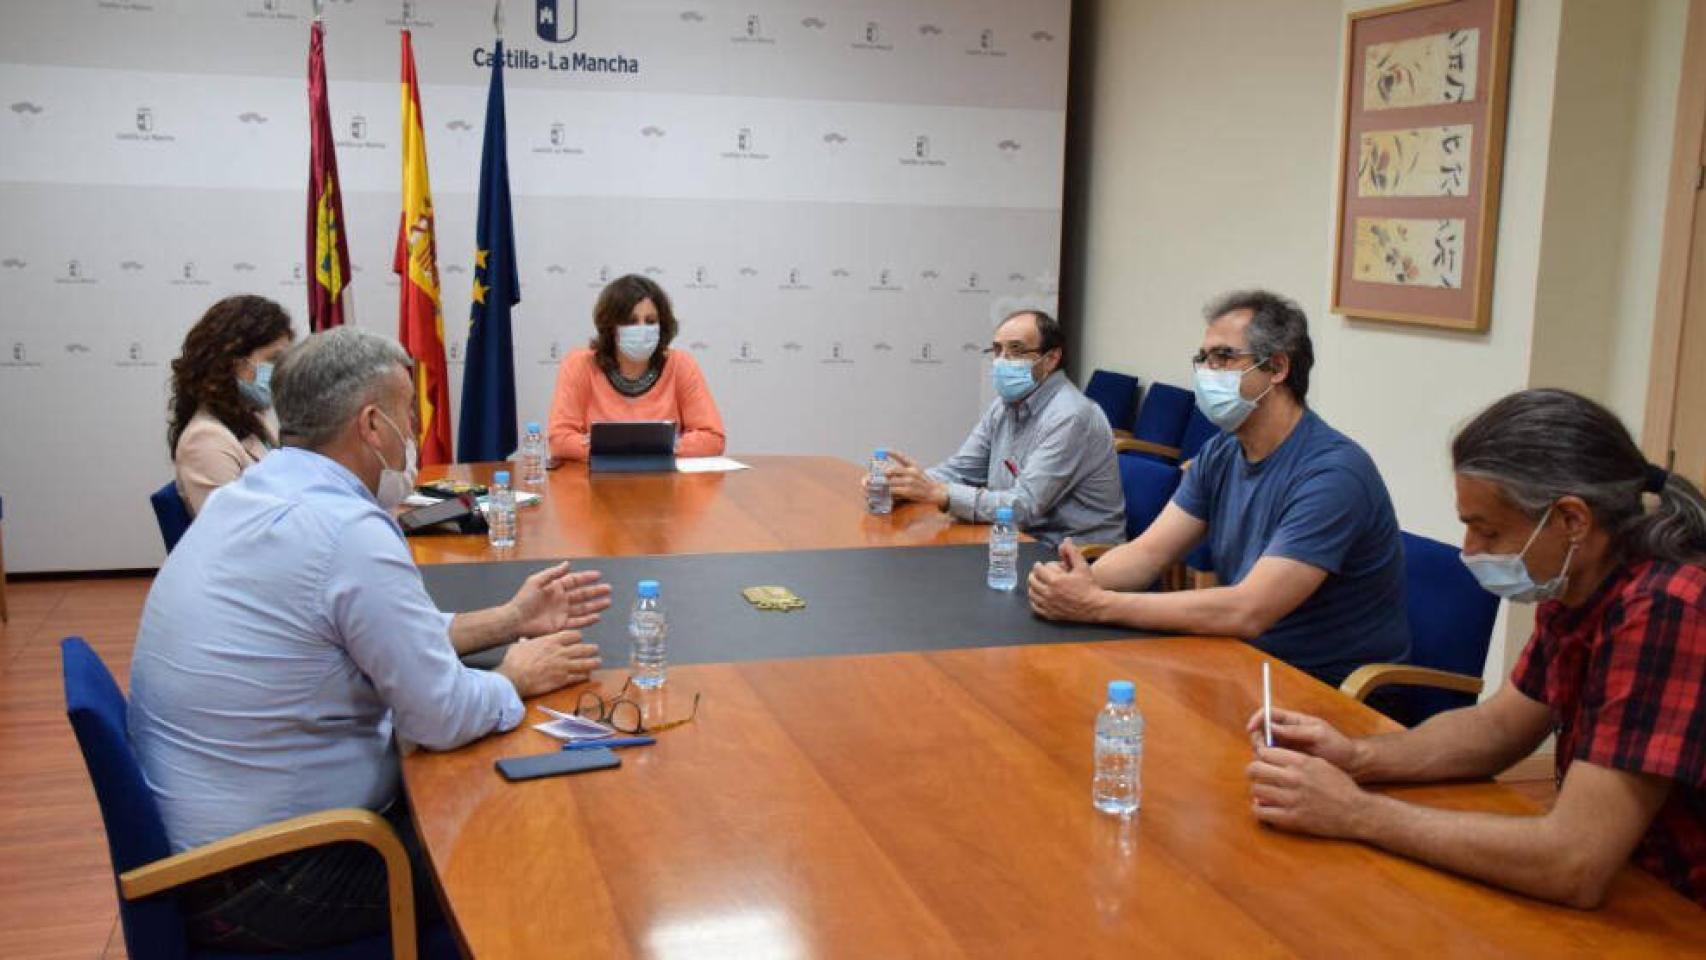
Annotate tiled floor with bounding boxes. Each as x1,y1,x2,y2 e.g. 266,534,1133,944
0,574,1558,959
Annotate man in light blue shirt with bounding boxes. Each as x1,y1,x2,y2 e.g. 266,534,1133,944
129,326,611,951
874,309,1126,548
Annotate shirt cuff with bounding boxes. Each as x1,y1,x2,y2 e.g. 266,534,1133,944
945,482,981,521
492,675,525,733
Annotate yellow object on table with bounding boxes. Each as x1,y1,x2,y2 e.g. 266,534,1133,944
742,585,806,611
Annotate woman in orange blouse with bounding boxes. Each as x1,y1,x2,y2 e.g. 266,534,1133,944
547,274,726,460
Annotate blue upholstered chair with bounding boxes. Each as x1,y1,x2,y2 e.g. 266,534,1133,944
1182,540,1216,589
1116,382,1196,462
1114,453,1182,541
149,482,193,554
1083,369,1141,436
60,636,439,960
1340,532,1501,726
1177,408,1219,464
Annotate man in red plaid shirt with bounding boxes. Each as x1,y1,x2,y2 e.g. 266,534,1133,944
1243,390,1706,909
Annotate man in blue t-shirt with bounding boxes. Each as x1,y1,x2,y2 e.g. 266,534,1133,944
1029,289,1409,685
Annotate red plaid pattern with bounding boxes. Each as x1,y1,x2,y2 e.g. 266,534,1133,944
1512,558,1706,907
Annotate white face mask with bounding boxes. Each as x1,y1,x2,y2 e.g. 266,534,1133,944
1459,503,1576,603
371,408,418,511
1193,362,1274,432
617,324,661,363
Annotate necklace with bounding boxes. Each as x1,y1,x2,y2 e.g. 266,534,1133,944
606,363,661,397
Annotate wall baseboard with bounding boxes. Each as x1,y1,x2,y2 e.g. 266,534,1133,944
7,568,157,583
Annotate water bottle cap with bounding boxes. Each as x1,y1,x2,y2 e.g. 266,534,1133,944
494,471,510,485
995,506,1014,523
526,421,541,433
636,579,660,599
1107,680,1135,704
873,449,888,460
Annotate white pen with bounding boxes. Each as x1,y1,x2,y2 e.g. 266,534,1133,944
1262,661,1274,748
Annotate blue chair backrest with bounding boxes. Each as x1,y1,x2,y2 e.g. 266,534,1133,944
1132,382,1195,451
1083,369,1141,434
1115,453,1182,541
1178,408,1219,463
1398,532,1500,723
61,637,190,960
149,482,192,554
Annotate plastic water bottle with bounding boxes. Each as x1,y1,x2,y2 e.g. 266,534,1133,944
1092,680,1143,816
486,470,517,549
519,421,547,491
629,579,668,689
866,449,893,515
987,506,1018,591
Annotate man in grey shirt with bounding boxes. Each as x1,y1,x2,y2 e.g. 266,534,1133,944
874,309,1126,547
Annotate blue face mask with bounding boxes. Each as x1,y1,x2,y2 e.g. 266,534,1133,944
991,358,1037,402
1192,362,1272,431
237,360,274,410
617,324,660,363
1459,504,1576,603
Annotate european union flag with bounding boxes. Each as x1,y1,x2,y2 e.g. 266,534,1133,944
457,39,519,463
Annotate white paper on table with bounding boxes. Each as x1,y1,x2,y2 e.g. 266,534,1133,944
403,491,543,511
479,491,542,511
675,457,751,473
532,705,615,742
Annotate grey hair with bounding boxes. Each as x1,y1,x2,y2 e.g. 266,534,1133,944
1203,289,1314,402
273,326,411,449
1452,389,1706,565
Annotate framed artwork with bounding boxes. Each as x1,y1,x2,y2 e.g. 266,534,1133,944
1330,0,1515,332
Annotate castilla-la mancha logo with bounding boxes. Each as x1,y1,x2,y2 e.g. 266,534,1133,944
337,114,385,151
821,341,853,365
119,105,175,143
533,120,584,156
853,20,892,51
722,125,769,161
536,0,578,43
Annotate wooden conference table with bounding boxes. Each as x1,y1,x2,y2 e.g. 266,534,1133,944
402,457,1704,957
406,455,986,566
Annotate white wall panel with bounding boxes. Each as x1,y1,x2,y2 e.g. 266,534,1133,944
0,0,1067,570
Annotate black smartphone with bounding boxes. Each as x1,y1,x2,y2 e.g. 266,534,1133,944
495,748,620,782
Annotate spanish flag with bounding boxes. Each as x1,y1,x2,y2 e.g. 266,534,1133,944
306,19,351,331
394,29,452,465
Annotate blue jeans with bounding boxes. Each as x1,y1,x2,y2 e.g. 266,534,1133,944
184,801,445,953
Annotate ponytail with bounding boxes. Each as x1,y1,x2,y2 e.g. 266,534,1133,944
1621,470,1706,565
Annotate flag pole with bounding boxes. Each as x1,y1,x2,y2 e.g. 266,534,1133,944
493,0,503,39
313,0,323,24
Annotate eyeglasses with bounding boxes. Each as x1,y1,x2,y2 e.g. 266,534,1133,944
982,345,1046,361
574,677,702,735
1191,348,1265,371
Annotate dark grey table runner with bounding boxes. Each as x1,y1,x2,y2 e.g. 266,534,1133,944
421,543,1144,669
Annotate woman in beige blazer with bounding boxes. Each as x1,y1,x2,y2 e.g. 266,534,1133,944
168,296,295,515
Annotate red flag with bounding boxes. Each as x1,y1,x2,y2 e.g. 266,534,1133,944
306,19,353,331
394,30,452,465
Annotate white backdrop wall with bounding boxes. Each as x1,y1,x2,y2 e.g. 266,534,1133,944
0,0,1070,571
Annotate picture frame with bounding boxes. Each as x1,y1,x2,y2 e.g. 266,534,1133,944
1330,0,1515,332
